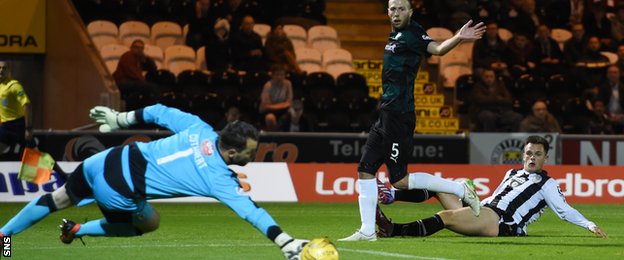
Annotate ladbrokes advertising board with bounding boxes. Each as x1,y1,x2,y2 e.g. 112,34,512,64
1,163,621,204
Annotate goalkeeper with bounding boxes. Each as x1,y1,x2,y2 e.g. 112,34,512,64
0,104,307,259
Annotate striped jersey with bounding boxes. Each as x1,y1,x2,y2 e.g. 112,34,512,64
482,168,596,235
380,22,432,113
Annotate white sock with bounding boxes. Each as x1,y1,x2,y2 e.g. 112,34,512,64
408,173,465,198
358,179,377,235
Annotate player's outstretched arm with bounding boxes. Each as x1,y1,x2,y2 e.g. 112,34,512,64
426,20,485,56
590,226,608,238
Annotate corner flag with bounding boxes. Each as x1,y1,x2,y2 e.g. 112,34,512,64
18,147,56,184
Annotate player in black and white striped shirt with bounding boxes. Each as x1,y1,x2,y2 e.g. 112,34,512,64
376,135,608,238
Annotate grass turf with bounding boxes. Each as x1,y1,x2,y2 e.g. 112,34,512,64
1,202,623,259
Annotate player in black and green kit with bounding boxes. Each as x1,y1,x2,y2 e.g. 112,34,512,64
340,0,486,241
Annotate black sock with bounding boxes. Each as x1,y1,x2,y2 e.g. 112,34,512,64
394,189,436,203
392,214,445,237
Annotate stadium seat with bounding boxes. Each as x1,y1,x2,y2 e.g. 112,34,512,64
425,27,453,64
295,47,322,73
196,46,207,72
286,71,307,92
190,93,225,126
426,27,453,41
306,71,335,89
158,91,190,112
240,71,270,111
119,21,151,46
164,45,196,76
454,41,474,65
182,24,189,40
455,74,475,114
143,44,164,69
283,24,308,49
439,50,471,88
87,20,119,50
336,72,368,101
100,43,129,74
306,71,335,114
322,48,354,80
178,70,209,89
308,25,340,54
253,23,271,45
551,28,572,50
210,71,241,99
151,21,183,51
146,69,177,92
498,27,513,42
600,51,618,65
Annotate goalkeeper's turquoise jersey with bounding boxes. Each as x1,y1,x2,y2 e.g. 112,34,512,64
134,104,233,199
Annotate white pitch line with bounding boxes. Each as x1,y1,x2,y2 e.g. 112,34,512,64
24,243,274,250
339,247,452,260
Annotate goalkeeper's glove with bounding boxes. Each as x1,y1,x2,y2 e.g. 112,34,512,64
89,106,135,133
280,238,308,260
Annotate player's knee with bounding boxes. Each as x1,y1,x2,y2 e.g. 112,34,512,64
134,209,160,234
436,210,455,226
357,171,375,179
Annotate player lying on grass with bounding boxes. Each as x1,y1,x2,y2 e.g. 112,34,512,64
0,104,307,260
375,135,608,238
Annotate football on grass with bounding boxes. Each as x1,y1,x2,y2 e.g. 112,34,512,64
301,238,339,260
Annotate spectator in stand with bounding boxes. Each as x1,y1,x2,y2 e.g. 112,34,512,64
279,99,314,132
583,1,613,50
472,21,510,77
259,65,293,131
503,0,541,38
505,33,535,79
185,0,219,50
531,24,564,79
112,39,160,99
204,18,234,73
519,100,562,132
409,0,438,29
544,0,585,29
609,6,624,44
470,68,523,132
586,99,615,134
563,23,588,68
0,60,33,158
231,15,265,72
264,25,302,74
576,36,611,89
218,0,264,35
216,105,242,130
598,65,624,133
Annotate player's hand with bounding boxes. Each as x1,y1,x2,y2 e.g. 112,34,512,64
590,226,608,238
457,20,486,40
89,106,130,133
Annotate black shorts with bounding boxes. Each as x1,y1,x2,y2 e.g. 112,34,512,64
358,110,415,183
0,117,25,146
483,204,527,236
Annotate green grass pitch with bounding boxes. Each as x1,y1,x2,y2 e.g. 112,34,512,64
1,202,623,259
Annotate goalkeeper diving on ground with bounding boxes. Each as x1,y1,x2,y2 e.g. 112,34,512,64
0,104,308,260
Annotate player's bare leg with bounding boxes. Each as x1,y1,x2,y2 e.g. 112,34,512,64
438,206,499,236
